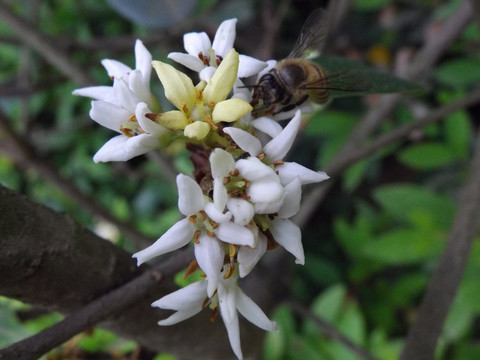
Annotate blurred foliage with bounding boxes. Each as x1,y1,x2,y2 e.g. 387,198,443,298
1,0,480,359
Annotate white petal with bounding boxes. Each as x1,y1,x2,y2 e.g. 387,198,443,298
271,102,314,121
93,133,157,162
177,174,206,215
236,157,278,182
129,69,151,106
223,127,262,157
236,287,277,332
212,19,237,57
157,307,203,326
216,222,254,247
152,280,207,310
90,100,129,132
72,86,116,103
238,55,267,78
247,180,284,205
277,177,302,218
204,202,232,223
101,59,131,79
263,110,301,161
233,78,252,102
210,148,235,178
195,235,224,297
132,218,194,265
238,232,267,277
213,180,228,211
199,66,216,82
252,117,283,139
269,218,304,265
276,162,329,185
113,78,139,113
218,279,243,360
184,32,211,56
227,198,254,226
134,39,152,81
135,102,166,136
168,52,205,72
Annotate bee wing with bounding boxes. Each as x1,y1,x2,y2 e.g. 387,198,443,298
304,71,372,93
288,8,330,59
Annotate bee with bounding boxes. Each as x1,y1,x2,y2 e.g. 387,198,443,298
250,8,371,115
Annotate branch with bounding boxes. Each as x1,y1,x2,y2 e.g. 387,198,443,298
0,2,94,86
399,130,480,359
0,110,153,249
289,302,377,360
0,248,191,360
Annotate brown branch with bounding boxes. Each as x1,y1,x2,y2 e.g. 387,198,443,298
290,302,377,360
398,129,480,360
0,110,153,249
0,248,191,360
0,2,94,86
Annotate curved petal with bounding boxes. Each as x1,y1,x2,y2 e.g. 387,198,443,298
277,177,302,218
101,59,131,79
223,127,262,157
90,100,129,132
269,218,304,265
276,162,329,185
129,69,151,107
168,52,205,72
184,31,211,57
236,287,277,332
204,202,232,223
236,157,278,182
238,232,267,277
113,78,139,113
252,117,283,139
212,18,237,57
199,66,216,82
238,55,267,78
210,148,235,178
195,235,225,297
263,110,301,161
227,198,254,226
177,174,205,215
152,280,207,310
72,86,116,103
213,179,228,211
218,278,243,360
216,222,254,247
93,133,157,163
152,61,196,111
212,98,252,124
132,218,194,265
134,39,152,81
203,49,238,104
184,121,210,140
135,102,166,136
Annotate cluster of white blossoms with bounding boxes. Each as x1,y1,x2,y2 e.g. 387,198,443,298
74,18,328,360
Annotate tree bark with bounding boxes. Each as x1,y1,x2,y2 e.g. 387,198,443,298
0,185,268,359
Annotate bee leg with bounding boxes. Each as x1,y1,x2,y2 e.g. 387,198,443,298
274,95,309,115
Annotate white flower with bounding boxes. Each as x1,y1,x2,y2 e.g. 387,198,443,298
73,40,165,162
74,40,157,110
168,19,267,82
152,269,277,360
133,174,255,296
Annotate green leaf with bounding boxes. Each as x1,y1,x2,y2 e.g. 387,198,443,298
311,284,347,323
263,305,295,360
435,57,480,88
355,0,392,11
360,228,444,264
397,142,456,170
343,159,369,191
314,56,423,96
444,110,472,160
373,184,455,228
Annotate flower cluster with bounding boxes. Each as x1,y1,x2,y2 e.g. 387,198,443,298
74,18,328,360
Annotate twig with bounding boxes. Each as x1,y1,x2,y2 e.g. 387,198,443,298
0,110,153,249
0,2,94,86
0,248,192,360
289,301,377,360
398,129,480,360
